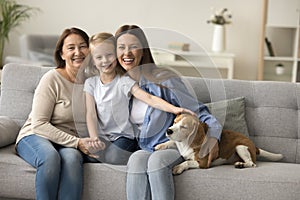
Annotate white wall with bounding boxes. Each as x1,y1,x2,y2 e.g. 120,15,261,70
4,0,264,80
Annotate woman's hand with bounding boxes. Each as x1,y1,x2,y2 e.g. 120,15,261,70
174,107,197,116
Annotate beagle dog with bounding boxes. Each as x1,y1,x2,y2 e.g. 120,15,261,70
155,113,283,175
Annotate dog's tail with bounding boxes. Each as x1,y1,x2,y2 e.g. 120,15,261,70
256,148,283,161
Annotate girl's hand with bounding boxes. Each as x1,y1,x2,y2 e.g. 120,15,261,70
78,138,99,158
88,137,106,153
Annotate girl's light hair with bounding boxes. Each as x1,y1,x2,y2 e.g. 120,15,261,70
89,32,125,75
89,32,115,52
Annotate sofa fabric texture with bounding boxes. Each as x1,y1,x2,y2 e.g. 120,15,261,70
0,116,20,148
0,63,300,200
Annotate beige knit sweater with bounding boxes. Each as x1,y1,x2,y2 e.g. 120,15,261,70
16,69,87,148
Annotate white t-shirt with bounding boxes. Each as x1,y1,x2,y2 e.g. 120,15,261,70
84,75,136,141
130,97,148,130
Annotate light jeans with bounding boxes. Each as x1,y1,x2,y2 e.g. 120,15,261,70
126,149,184,200
16,134,84,200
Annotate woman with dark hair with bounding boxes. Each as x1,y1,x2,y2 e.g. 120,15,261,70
115,24,223,200
16,27,97,200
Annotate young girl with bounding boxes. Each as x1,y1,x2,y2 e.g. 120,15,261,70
84,32,194,165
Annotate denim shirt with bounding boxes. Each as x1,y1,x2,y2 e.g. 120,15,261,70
131,72,222,152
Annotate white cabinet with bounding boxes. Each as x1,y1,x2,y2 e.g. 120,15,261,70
152,50,234,79
259,0,300,82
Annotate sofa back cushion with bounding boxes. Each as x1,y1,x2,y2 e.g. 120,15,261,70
0,63,53,127
183,77,300,164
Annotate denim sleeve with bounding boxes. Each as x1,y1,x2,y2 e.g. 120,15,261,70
162,77,222,140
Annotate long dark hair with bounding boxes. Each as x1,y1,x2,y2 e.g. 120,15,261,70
115,24,179,85
54,27,89,68
115,24,155,66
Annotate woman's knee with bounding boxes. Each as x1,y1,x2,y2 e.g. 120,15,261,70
36,149,61,181
40,149,61,169
59,148,83,166
17,135,61,169
148,149,183,171
127,150,151,173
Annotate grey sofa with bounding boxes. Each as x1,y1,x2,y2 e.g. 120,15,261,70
0,63,300,200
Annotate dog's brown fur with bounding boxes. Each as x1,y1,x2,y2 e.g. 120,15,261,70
191,121,258,168
155,113,283,174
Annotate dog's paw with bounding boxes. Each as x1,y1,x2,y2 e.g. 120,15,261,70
154,143,168,151
234,161,256,168
172,165,185,175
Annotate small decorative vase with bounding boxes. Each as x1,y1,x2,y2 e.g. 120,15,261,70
211,25,226,53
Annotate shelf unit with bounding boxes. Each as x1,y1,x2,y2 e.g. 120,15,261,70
258,0,300,82
151,50,235,79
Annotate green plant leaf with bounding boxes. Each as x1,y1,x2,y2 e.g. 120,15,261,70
0,0,40,66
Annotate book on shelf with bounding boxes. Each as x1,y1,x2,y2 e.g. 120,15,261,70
265,37,275,57
168,42,190,51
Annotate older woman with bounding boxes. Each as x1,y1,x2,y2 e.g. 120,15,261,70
115,24,223,200
16,27,96,200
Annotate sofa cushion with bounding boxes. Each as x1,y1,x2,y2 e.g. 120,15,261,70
0,116,20,147
0,64,54,127
205,97,249,137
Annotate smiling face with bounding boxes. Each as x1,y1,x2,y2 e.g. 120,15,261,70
91,41,117,75
60,33,89,72
116,33,143,71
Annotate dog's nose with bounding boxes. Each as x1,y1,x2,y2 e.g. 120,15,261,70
166,129,173,135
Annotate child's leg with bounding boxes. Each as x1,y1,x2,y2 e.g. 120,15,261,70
104,136,139,165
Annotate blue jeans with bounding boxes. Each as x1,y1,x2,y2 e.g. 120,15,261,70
16,134,84,200
126,149,184,200
85,136,140,165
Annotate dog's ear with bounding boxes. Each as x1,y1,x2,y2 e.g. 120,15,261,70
174,114,183,124
200,122,209,133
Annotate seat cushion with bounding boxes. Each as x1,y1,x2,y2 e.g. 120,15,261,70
0,145,128,200
0,116,21,147
174,162,300,200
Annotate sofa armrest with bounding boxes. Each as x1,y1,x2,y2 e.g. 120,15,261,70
0,116,21,147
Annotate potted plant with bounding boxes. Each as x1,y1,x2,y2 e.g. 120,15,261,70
207,8,232,25
275,63,285,75
0,0,39,68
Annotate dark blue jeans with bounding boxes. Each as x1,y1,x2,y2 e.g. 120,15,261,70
85,136,140,165
16,134,83,200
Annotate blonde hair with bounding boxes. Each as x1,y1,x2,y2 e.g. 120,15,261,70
89,32,115,52
89,32,125,75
